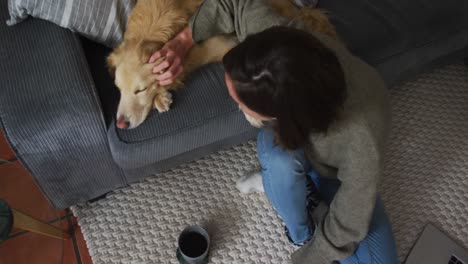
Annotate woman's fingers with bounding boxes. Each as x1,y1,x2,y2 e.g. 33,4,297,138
149,48,167,64
152,59,170,74
157,64,184,85
159,66,184,86
155,65,177,81
155,56,182,81
148,28,191,85
152,54,175,74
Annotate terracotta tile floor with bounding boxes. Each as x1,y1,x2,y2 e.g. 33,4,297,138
0,130,15,161
0,130,92,264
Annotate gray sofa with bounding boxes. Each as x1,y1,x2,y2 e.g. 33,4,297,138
1,1,468,209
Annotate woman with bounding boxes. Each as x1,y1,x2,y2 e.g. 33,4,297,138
149,1,398,263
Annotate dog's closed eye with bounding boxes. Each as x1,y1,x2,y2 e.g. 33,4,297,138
134,87,148,95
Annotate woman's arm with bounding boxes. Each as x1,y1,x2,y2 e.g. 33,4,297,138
151,0,288,84
189,0,287,43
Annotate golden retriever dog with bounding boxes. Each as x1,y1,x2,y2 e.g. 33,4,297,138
107,0,338,129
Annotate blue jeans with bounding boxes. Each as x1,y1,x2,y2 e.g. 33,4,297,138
257,128,398,263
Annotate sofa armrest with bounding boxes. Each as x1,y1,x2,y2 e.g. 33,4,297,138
0,7,126,208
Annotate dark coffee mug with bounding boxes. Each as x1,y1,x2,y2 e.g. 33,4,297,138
177,226,210,264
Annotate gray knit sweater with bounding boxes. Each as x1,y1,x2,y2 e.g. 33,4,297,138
189,1,390,263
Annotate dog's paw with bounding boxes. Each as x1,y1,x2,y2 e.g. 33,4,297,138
154,92,173,113
236,171,264,193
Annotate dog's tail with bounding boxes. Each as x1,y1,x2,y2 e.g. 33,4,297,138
293,8,340,41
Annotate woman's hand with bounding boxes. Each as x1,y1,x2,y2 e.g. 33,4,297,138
149,26,194,86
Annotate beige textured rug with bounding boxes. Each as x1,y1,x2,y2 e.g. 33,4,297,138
73,64,468,264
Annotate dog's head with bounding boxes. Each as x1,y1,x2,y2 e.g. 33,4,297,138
107,40,164,129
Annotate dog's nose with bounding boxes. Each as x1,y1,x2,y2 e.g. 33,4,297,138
116,117,130,129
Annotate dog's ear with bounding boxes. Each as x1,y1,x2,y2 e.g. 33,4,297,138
107,52,119,79
139,40,163,63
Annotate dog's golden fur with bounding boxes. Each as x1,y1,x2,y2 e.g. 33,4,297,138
107,0,338,129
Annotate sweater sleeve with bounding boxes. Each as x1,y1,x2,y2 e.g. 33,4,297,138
292,122,382,263
188,0,288,43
